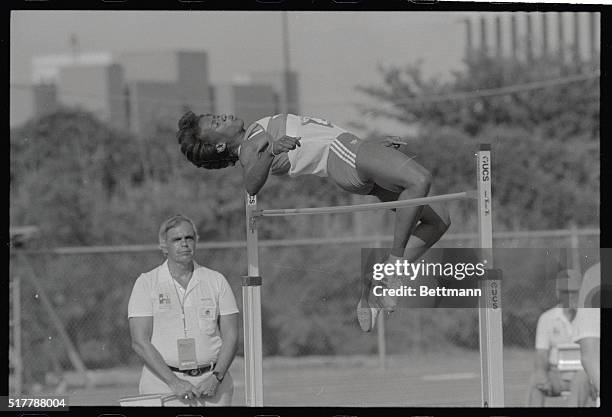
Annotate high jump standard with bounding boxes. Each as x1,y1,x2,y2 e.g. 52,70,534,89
242,144,504,407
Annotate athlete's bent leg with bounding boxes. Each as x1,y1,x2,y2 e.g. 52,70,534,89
356,140,432,259
354,141,433,331
370,185,451,262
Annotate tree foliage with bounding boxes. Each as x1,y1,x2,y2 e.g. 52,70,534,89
358,53,599,140
357,53,599,230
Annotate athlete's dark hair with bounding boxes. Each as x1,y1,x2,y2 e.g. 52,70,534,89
176,111,238,170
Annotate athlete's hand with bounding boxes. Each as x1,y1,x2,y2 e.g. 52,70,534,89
270,136,302,155
382,136,415,158
195,374,220,398
168,377,198,401
382,136,407,149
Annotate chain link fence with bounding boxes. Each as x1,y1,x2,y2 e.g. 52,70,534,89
9,228,599,406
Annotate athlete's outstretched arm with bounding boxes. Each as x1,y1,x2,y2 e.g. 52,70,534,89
241,137,275,195
241,132,301,195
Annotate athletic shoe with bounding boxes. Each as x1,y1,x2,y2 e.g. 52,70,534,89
377,272,402,312
357,297,381,332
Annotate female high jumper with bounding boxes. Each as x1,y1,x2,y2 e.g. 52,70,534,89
176,111,451,332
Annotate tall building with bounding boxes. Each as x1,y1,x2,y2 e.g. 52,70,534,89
57,63,127,129
26,50,301,139
462,12,600,66
32,52,114,84
32,83,58,117
29,50,213,137
118,51,213,137
249,70,300,115
31,53,127,128
214,69,301,125
214,83,278,126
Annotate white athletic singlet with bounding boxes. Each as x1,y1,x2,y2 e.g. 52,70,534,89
244,114,348,178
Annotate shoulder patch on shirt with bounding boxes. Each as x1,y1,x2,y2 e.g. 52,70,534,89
244,122,266,142
247,125,264,140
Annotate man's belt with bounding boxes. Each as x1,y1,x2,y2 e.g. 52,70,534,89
168,363,215,377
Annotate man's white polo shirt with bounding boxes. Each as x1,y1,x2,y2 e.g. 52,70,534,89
128,260,239,367
573,262,600,342
535,305,575,365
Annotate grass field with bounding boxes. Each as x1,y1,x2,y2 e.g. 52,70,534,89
48,348,574,407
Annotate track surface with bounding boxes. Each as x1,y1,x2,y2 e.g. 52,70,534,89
53,349,573,407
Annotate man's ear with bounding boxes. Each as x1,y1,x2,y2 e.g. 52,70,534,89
159,241,168,256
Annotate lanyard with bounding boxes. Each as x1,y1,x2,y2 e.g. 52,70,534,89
171,278,189,338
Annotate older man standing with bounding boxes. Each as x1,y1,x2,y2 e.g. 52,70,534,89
128,214,239,406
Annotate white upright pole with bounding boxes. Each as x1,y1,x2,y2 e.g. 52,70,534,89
476,144,504,407
244,193,264,406
374,239,386,370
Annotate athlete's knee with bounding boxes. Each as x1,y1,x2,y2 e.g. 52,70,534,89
398,168,432,195
418,170,433,191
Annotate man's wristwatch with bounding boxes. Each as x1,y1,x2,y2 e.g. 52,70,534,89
213,371,224,382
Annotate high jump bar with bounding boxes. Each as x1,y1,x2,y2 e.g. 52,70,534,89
254,191,477,217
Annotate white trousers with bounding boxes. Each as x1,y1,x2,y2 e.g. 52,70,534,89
138,365,233,406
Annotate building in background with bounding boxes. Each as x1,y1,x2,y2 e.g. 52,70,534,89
25,50,300,137
57,63,127,130
31,53,127,129
214,82,278,126
249,70,300,115
28,50,212,136
118,50,213,137
32,83,58,117
214,70,300,125
461,12,600,69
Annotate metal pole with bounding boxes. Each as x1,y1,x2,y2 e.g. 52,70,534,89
374,238,386,370
244,193,264,406
464,18,473,61
12,276,23,395
558,12,566,64
281,11,291,114
376,304,386,370
526,14,534,63
476,144,504,407
589,13,597,63
570,222,581,272
480,17,488,56
510,14,518,61
542,13,549,58
573,12,582,67
495,16,502,60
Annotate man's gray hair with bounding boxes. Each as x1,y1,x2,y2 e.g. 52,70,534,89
158,214,199,254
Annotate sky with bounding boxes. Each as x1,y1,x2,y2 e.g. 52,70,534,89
9,10,595,133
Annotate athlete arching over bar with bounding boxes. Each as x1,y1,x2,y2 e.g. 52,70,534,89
176,111,451,332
